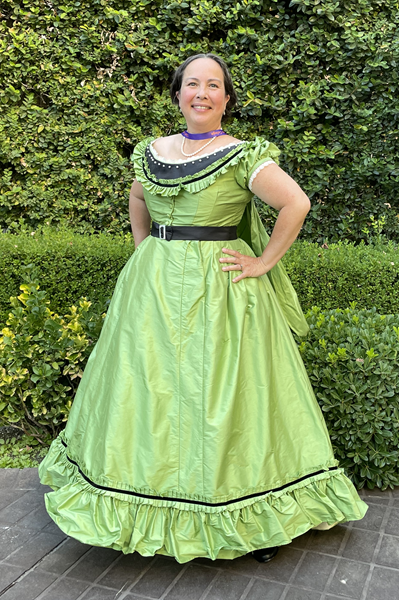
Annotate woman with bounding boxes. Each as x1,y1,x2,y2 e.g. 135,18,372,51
39,54,367,565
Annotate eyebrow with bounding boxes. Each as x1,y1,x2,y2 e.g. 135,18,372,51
184,77,222,83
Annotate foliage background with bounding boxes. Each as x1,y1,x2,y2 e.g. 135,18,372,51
297,306,399,491
1,0,399,242
1,231,398,327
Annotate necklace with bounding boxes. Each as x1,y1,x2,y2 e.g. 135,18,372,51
180,136,217,157
182,129,226,140
180,128,227,158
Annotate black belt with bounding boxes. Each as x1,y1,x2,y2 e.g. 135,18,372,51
151,222,237,241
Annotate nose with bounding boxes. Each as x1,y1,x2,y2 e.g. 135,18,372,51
196,86,208,99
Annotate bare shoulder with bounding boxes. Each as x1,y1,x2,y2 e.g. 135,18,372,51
223,135,243,144
151,134,180,155
153,133,242,151
151,132,243,161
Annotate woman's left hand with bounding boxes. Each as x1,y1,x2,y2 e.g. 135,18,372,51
219,248,269,283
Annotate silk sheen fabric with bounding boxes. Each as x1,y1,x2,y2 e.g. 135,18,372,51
39,138,368,563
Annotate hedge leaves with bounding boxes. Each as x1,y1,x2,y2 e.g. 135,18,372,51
1,0,398,241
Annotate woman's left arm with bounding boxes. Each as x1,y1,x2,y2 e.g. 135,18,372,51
219,164,311,283
251,163,311,270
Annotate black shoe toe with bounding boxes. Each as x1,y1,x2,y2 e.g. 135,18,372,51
251,546,279,563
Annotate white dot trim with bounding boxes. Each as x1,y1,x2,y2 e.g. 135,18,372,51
248,160,276,191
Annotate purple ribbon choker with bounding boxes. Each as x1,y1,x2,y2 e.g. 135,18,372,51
181,129,227,140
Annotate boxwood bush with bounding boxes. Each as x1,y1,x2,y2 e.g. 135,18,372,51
296,306,399,490
1,229,399,326
0,228,132,326
285,238,399,315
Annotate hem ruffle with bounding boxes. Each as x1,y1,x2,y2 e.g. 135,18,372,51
38,435,368,564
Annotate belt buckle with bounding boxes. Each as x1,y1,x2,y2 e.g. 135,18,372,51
159,224,166,239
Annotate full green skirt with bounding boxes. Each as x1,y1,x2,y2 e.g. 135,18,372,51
39,230,367,563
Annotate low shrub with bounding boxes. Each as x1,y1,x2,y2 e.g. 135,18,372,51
0,228,133,326
285,238,399,315
297,305,399,490
0,264,105,444
1,230,399,325
0,433,49,469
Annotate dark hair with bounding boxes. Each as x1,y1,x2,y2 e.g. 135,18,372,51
169,53,237,120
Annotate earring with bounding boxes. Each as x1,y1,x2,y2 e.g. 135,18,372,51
223,110,226,115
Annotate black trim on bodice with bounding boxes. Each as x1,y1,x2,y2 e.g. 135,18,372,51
143,144,244,187
60,439,338,507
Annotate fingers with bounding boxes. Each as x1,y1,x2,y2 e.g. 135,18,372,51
221,247,240,259
220,248,241,264
220,248,244,282
223,262,244,282
221,263,242,272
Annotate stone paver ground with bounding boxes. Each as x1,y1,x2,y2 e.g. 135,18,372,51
0,468,399,600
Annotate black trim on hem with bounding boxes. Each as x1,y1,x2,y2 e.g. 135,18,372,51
60,439,339,508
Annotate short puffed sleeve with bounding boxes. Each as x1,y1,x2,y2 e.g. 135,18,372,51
235,137,281,191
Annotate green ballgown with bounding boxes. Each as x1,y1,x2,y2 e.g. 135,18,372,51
38,137,367,564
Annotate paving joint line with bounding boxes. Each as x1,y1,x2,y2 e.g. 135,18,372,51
283,581,358,599
237,576,258,600
33,544,107,600
152,560,190,600
110,558,190,600
77,553,164,600
319,521,354,600
0,536,67,597
0,526,65,572
0,493,43,529
4,550,180,600
198,568,224,600
360,493,395,600
253,544,399,571
351,523,399,535
278,531,314,600
60,550,127,600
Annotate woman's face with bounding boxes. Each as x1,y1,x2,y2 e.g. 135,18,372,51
176,58,230,132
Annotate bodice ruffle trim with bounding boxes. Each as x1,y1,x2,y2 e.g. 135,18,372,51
132,136,280,196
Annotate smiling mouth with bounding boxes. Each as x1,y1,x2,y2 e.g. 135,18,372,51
192,105,211,110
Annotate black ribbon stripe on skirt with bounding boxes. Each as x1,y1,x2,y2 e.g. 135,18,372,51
60,440,338,508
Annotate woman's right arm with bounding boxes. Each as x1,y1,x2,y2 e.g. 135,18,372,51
129,179,151,249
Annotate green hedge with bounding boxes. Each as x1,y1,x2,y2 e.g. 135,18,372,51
0,229,132,326
1,0,399,242
2,267,399,488
284,238,399,315
296,306,399,490
1,230,398,326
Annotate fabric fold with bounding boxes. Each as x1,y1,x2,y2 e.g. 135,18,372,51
237,199,309,336
39,435,367,564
